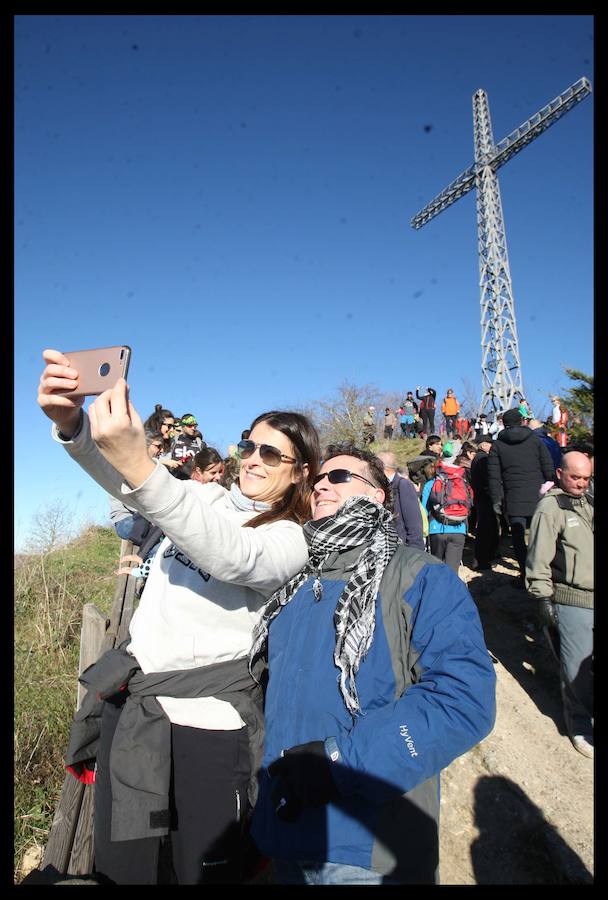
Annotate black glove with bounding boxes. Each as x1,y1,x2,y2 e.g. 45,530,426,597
537,598,559,628
268,741,337,822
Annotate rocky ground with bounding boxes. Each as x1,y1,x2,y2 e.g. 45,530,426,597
439,538,594,884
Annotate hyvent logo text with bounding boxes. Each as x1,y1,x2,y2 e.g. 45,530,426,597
399,724,418,757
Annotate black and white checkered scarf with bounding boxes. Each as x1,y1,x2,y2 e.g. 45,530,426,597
249,495,400,717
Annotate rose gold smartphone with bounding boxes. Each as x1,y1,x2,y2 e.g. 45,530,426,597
57,346,131,397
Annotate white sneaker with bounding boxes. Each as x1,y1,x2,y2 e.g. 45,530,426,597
571,735,594,758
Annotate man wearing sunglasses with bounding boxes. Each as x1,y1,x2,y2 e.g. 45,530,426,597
249,446,496,885
171,413,205,471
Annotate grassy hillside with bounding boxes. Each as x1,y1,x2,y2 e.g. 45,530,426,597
14,525,120,881
369,434,425,466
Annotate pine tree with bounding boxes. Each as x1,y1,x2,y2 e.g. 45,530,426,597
562,368,593,442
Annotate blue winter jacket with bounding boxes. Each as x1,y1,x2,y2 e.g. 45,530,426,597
251,542,496,881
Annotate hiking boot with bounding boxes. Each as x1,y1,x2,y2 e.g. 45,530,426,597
571,735,594,758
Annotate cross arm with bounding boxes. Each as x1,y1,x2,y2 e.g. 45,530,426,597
489,77,591,173
410,163,477,230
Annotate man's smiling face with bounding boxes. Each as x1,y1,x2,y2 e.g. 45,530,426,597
310,455,385,521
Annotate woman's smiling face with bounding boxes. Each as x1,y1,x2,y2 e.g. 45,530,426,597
238,422,302,504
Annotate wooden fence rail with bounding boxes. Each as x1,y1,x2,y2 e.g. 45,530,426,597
41,539,139,877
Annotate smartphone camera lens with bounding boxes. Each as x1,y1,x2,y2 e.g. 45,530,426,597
99,363,111,377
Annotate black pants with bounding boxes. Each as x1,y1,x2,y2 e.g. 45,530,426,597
475,500,499,569
420,409,435,435
94,699,251,884
508,515,532,575
429,533,465,574
444,415,457,438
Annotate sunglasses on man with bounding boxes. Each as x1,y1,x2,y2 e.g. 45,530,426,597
313,469,377,489
237,439,297,467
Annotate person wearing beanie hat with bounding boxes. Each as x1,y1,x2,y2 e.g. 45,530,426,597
470,437,499,571
502,408,523,428
487,406,556,582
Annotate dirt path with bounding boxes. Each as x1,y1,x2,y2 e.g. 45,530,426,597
439,543,593,884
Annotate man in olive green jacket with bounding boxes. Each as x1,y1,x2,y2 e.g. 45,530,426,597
525,451,593,757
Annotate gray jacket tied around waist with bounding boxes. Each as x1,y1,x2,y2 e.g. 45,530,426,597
65,646,264,842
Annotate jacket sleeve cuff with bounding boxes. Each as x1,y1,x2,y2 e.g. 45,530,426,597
53,409,85,443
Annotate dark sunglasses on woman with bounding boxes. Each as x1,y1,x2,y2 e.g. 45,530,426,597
237,440,297,467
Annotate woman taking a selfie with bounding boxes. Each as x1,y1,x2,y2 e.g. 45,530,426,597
37,348,320,886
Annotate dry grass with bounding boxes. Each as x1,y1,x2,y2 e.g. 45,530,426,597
14,522,119,882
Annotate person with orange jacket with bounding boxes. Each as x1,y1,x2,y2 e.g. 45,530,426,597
441,389,460,439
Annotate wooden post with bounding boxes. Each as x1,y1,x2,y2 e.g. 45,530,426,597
41,776,85,873
115,574,137,649
102,540,134,650
67,784,96,876
42,539,137,876
77,605,110,709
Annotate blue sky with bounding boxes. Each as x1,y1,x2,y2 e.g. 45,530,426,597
14,15,593,550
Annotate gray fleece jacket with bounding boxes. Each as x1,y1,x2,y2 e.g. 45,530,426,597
525,487,593,608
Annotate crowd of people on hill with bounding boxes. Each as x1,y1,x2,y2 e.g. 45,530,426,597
36,349,592,886
378,387,573,447
374,390,593,770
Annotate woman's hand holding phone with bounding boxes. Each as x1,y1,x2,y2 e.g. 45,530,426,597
39,348,155,488
38,349,85,436
88,380,155,489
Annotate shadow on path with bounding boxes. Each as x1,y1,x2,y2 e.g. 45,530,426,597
462,537,567,736
471,775,593,884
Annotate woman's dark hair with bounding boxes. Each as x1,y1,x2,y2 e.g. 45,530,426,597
221,456,240,490
193,447,223,472
425,434,441,449
144,429,164,447
178,458,195,479
244,411,321,528
322,444,392,511
461,441,478,454
408,457,438,487
144,404,175,432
